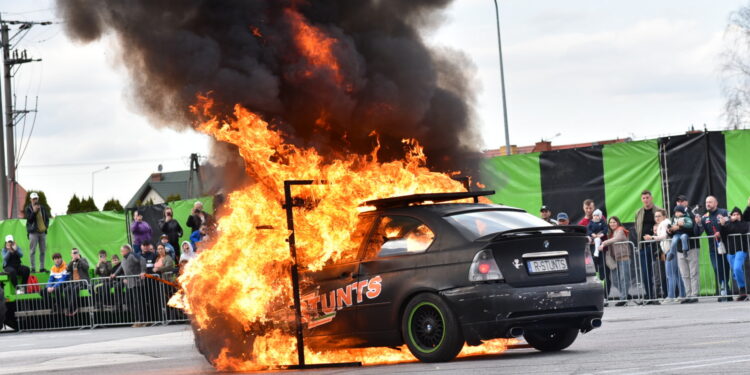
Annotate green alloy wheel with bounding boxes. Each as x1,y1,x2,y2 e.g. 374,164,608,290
401,293,464,362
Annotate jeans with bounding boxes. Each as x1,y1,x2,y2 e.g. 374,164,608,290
64,283,85,312
665,249,685,298
669,233,689,254
616,260,631,300
727,251,748,290
638,243,656,299
29,232,47,270
709,243,730,294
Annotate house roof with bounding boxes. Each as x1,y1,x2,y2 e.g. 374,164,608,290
126,170,203,209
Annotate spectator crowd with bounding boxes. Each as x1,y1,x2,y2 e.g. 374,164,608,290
540,191,750,306
1,199,212,327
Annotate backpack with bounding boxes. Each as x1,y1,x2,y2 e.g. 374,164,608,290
26,275,40,293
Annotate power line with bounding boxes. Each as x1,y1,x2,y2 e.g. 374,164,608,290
21,156,187,169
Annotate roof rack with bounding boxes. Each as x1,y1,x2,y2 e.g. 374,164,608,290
363,190,496,209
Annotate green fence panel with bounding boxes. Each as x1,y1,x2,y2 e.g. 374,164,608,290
479,153,542,214
44,211,127,265
603,140,663,223
723,130,750,210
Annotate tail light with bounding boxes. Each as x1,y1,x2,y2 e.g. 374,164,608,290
469,249,504,282
584,246,596,276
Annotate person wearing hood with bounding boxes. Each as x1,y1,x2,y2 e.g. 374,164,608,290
179,241,196,268
719,207,749,301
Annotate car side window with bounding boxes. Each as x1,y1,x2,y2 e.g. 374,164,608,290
334,216,376,265
363,215,435,259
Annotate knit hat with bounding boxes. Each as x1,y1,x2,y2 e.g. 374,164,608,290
674,205,687,214
731,206,742,215
592,209,602,217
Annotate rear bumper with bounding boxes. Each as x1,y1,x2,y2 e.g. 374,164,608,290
440,276,604,343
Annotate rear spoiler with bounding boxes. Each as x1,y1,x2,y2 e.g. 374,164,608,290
477,225,587,242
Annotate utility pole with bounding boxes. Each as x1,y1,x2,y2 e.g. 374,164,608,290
0,15,51,218
492,0,512,155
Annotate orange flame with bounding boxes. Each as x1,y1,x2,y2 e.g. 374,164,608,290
175,96,512,370
286,8,349,89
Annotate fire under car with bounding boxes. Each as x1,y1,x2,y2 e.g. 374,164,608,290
298,191,604,362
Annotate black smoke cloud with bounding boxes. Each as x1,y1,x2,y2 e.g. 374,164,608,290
56,0,480,172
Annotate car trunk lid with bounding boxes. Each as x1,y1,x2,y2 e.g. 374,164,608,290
484,229,588,287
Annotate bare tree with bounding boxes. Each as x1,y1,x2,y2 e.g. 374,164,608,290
721,4,750,129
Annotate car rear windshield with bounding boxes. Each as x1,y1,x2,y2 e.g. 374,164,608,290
444,210,553,241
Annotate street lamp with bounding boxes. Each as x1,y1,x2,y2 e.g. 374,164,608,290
91,166,110,197
493,0,511,155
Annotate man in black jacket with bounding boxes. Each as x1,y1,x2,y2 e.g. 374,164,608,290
24,192,50,272
159,207,183,259
186,201,213,234
64,248,89,316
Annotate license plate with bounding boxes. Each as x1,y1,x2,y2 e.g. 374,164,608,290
527,257,568,274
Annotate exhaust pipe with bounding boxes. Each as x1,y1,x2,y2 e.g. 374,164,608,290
581,318,602,333
507,327,524,338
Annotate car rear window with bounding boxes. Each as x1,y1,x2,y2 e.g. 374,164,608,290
444,210,552,240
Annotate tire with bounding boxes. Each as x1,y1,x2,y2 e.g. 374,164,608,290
523,328,578,352
401,293,464,363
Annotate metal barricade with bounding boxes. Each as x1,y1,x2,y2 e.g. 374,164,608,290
91,273,180,328
12,272,188,332
630,233,749,304
161,272,189,324
597,241,641,306
14,279,93,331
724,233,750,297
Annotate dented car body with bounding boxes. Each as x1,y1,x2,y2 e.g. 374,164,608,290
299,191,604,362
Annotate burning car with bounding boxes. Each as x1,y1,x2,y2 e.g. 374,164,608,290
296,190,604,362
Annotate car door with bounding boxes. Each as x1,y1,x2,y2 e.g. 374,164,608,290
355,214,435,344
300,215,375,339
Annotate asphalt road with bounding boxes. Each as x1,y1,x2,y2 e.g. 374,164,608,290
1,299,749,375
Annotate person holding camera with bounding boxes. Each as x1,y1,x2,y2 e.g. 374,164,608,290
2,234,30,290
130,210,152,255
186,201,213,235
24,192,50,272
159,207,183,259
65,248,89,316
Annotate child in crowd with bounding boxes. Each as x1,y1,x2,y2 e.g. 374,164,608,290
587,209,608,256
669,206,693,258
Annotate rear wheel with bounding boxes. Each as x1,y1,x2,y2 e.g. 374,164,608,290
523,328,578,352
401,293,464,362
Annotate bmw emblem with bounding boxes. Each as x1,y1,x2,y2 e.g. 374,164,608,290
543,240,550,248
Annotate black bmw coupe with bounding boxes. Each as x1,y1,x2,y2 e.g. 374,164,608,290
299,191,604,362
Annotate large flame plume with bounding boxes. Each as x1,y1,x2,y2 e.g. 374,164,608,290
55,0,503,370
177,96,513,370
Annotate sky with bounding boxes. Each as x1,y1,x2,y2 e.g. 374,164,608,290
0,0,748,215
